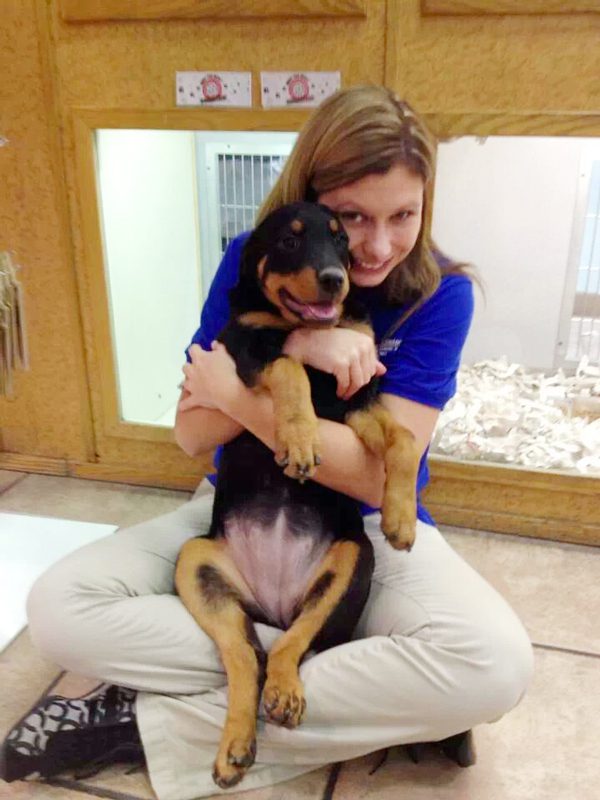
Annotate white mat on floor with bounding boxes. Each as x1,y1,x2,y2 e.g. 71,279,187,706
0,513,117,652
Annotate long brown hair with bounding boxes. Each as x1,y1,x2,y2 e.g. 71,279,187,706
258,85,474,327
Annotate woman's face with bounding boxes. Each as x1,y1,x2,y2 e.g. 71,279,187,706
318,163,424,289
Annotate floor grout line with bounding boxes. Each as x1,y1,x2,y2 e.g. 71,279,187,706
0,471,28,496
46,776,148,800
532,641,600,659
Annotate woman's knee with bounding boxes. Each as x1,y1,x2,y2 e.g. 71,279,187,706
26,556,97,669
488,623,534,716
458,617,534,724
25,499,213,667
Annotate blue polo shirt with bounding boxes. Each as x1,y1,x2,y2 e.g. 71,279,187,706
187,232,474,528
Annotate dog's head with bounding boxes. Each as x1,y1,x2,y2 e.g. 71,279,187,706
239,202,351,327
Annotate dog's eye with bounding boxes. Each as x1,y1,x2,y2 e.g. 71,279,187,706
280,236,301,252
333,228,349,247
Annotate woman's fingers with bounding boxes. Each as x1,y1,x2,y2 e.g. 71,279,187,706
335,362,351,398
188,343,203,362
340,344,382,399
359,344,376,384
349,359,367,399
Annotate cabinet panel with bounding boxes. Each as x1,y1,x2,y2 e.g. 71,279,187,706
59,0,367,23
422,0,600,15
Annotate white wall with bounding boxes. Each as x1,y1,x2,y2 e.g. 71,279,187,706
432,136,589,370
96,129,201,425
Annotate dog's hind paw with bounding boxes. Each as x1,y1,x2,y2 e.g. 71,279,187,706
212,736,256,788
263,677,306,729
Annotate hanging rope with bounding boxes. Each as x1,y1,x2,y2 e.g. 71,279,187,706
0,252,29,396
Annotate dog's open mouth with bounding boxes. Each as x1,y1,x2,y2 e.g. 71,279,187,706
279,288,339,323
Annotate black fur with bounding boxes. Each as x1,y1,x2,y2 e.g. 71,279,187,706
206,202,378,654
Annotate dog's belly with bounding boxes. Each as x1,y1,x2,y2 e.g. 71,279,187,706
221,505,333,630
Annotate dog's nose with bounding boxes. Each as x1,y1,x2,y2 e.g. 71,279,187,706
318,268,345,294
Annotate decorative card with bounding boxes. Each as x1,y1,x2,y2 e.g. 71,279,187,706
176,71,252,107
260,71,341,108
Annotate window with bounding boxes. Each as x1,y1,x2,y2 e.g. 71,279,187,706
194,132,297,300
566,159,600,364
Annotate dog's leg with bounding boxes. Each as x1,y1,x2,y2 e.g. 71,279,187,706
346,403,419,550
260,356,320,482
175,538,266,789
262,539,362,728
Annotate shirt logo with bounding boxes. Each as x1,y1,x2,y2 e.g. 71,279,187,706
379,338,402,356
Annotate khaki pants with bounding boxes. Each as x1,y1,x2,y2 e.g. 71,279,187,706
27,484,533,800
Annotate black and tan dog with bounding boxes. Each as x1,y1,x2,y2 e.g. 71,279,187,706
175,202,419,788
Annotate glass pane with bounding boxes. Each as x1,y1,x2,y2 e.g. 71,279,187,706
95,128,296,429
431,135,600,476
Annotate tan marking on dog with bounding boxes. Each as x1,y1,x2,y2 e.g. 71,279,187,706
260,357,320,481
262,540,360,728
346,402,418,551
263,267,348,325
290,219,304,233
175,538,261,788
257,255,267,282
238,312,295,330
329,218,340,233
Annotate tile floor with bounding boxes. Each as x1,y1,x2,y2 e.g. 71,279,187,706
0,470,599,800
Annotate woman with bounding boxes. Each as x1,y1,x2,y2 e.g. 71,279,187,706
1,86,533,799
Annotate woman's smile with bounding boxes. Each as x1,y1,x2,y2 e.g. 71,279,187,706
351,256,395,278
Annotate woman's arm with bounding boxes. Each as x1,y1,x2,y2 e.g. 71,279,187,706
217,374,438,509
175,339,439,505
174,391,243,457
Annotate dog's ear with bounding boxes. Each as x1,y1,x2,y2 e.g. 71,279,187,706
239,225,266,282
228,225,270,312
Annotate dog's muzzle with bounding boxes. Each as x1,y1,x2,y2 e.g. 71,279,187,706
318,267,346,295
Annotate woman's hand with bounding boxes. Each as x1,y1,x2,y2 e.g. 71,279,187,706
178,342,240,412
283,327,386,400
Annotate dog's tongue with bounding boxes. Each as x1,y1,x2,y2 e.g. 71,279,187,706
301,302,337,321
284,292,337,321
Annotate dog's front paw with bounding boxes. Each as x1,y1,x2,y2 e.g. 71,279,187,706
381,496,416,551
274,417,321,482
212,730,256,789
263,673,306,729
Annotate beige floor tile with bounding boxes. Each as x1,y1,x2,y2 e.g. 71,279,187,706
222,766,333,800
331,647,600,800
0,472,25,495
441,525,600,655
0,780,91,799
0,631,60,738
52,764,156,800
0,475,191,528
82,763,332,800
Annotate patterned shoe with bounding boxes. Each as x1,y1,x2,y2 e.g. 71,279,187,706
0,683,144,782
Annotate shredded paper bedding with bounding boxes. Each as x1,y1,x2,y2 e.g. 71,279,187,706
431,356,600,475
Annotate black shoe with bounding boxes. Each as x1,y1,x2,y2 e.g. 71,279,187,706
406,729,476,767
439,729,476,767
0,683,144,783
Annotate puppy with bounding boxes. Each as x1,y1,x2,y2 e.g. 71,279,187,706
175,202,418,788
